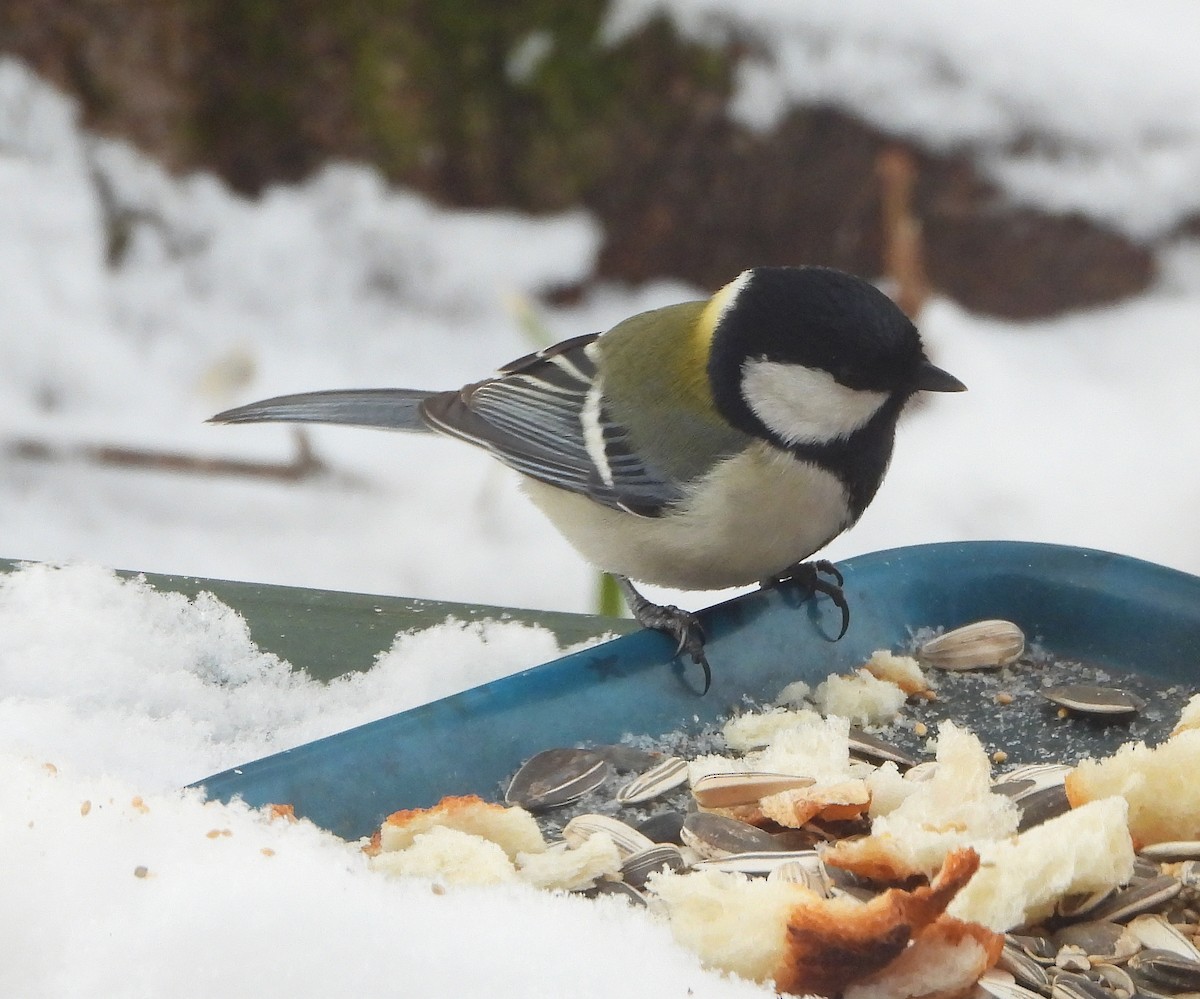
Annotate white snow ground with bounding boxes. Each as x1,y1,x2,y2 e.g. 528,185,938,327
3,3,1200,992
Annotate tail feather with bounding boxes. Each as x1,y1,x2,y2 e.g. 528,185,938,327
209,388,439,432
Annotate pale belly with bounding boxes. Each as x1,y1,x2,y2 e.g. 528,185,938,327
521,443,853,590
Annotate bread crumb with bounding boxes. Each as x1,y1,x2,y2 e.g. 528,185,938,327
516,832,622,891
813,669,908,727
1065,728,1200,846
994,692,1014,706
372,826,519,886
1173,693,1200,736
863,650,932,695
379,794,546,860
722,706,823,752
991,751,1008,764
947,796,1133,930
914,722,929,737
844,916,1003,999
823,722,1019,881
80,800,91,816
773,680,812,708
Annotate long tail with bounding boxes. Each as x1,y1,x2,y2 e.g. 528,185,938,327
209,388,440,432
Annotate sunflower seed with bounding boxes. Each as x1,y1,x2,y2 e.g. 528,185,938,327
1050,970,1115,999
1088,963,1136,998
615,756,689,805
562,814,654,858
1056,945,1092,972
1134,856,1165,881
680,812,783,860
977,968,1045,999
1179,861,1200,889
584,879,646,905
1130,949,1200,992
620,844,687,889
636,811,686,846
1002,763,1074,788
1041,684,1147,717
691,771,816,809
1088,876,1183,922
1010,933,1061,965
504,748,610,811
848,727,919,768
767,857,834,894
1140,842,1200,862
692,849,823,879
918,619,1025,670
1056,890,1118,922
1054,921,1141,963
999,941,1052,991
1017,784,1074,832
1128,913,1200,961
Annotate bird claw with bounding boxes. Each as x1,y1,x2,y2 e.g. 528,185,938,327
762,558,850,639
614,575,713,693
642,604,711,695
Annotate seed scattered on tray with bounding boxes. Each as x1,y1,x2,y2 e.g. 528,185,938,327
366,618,1200,999
918,618,1026,670
615,755,688,805
504,747,609,810
1042,684,1148,718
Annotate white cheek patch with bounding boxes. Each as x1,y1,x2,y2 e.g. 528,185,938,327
741,359,889,446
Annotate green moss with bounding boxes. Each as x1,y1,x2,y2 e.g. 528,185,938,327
185,0,732,205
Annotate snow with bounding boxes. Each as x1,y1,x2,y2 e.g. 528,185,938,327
2,6,1200,991
607,0,1200,237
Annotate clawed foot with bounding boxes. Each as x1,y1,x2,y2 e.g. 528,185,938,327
762,558,850,639
614,575,712,694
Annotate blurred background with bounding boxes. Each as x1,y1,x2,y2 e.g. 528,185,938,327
3,0,1200,615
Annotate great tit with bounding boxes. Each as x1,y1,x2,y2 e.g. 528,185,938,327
212,266,964,691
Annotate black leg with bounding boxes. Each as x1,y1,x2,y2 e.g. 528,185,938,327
614,575,712,694
762,559,850,639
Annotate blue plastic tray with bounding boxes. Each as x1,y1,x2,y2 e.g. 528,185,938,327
194,541,1200,840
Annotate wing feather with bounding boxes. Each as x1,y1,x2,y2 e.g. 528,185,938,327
421,336,687,516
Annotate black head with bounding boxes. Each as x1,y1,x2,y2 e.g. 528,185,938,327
707,266,962,447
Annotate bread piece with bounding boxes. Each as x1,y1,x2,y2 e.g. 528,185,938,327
865,762,919,819
377,794,546,859
646,868,805,984
947,796,1134,931
774,680,813,708
776,848,980,997
647,849,981,995
1172,694,1200,736
1065,729,1200,846
721,706,825,752
370,825,518,886
812,669,908,727
843,916,1003,999
516,833,622,892
863,651,933,697
823,722,1019,881
695,713,856,786
758,779,871,828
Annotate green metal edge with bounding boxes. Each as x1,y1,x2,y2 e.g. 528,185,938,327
0,557,635,682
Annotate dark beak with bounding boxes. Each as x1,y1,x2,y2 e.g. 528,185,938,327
916,360,967,393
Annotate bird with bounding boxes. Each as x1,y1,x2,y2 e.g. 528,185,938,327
211,266,965,692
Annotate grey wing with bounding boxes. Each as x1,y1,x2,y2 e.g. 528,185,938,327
421,334,687,517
